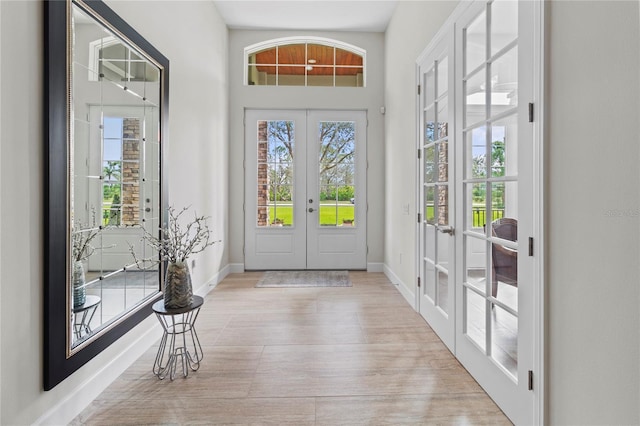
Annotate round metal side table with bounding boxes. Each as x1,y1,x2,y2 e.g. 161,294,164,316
152,295,204,380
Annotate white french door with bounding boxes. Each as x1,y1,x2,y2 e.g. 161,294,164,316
455,2,535,424
245,110,307,270
244,109,367,270
306,110,367,269
417,1,540,424
417,28,456,350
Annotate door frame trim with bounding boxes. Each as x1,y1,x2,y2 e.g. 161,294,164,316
531,1,546,422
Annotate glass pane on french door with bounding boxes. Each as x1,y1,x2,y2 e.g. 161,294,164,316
462,0,519,378
256,120,295,228
317,121,356,227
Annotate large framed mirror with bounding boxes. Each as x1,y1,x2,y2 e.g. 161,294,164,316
44,0,169,390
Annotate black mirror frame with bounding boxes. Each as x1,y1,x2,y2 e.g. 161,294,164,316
44,0,169,391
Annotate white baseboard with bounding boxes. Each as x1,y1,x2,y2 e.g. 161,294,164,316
383,263,402,285
35,316,160,426
198,263,231,295
384,264,416,310
367,262,384,272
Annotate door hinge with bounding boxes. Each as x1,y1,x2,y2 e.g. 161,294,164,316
528,237,534,256
417,213,421,223
418,148,421,159
418,84,421,95
417,277,421,288
528,370,534,391
528,103,534,122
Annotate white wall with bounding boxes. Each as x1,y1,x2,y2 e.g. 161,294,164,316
546,1,639,424
228,30,385,269
1,2,47,423
383,1,458,298
0,1,228,424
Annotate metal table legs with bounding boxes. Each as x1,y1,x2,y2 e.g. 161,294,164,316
153,306,203,380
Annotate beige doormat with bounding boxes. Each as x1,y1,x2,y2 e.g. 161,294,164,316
256,270,352,288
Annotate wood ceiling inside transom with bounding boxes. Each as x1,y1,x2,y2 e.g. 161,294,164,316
254,44,363,76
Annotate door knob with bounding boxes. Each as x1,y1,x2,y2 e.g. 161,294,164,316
308,208,315,213
309,199,313,203
437,225,454,235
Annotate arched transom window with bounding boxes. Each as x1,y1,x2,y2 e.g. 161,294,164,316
245,37,366,87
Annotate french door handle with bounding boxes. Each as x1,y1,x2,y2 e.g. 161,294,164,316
308,208,315,213
436,225,454,235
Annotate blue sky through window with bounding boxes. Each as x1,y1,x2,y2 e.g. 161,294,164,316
471,126,505,157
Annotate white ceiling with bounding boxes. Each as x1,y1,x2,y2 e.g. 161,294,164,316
212,0,398,32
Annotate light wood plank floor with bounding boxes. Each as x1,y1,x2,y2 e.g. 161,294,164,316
71,271,511,425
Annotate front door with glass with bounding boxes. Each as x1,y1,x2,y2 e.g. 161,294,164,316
244,109,367,270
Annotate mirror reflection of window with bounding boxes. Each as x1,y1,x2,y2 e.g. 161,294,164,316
101,116,142,227
89,37,160,83
103,117,123,226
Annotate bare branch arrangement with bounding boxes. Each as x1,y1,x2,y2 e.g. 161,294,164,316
72,208,101,262
130,206,219,268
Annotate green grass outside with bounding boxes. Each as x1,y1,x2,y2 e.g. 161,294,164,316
267,203,503,227
268,202,355,226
